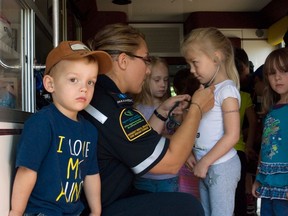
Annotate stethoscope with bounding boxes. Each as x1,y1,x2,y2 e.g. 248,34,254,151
204,65,220,88
166,64,220,131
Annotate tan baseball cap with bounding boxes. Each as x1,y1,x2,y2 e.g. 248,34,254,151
44,41,112,75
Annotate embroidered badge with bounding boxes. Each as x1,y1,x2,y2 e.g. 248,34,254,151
109,93,134,107
119,108,151,141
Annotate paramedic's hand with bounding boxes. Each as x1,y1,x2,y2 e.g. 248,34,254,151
252,181,261,198
191,84,215,115
158,94,191,116
150,94,191,134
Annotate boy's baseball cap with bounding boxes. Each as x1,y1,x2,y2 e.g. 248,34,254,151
44,41,112,75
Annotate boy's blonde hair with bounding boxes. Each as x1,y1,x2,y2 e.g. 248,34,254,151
181,27,239,89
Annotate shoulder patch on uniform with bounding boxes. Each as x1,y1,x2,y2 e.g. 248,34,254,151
119,108,151,141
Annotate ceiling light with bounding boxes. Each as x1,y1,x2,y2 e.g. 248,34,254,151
112,0,132,5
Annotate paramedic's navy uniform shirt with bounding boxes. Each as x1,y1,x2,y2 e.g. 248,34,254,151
82,75,170,207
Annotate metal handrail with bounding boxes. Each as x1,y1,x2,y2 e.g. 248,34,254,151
0,58,45,70
0,0,59,71
34,65,46,70
0,58,21,70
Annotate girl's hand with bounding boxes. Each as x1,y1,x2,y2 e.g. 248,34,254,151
193,158,210,179
252,181,261,198
185,153,196,172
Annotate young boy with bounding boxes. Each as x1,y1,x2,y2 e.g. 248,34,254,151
8,41,112,216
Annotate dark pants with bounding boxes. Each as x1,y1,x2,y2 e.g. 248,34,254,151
234,151,247,216
261,198,288,216
101,192,204,216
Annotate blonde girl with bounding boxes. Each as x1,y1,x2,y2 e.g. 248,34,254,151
134,56,170,120
181,27,241,216
133,56,179,192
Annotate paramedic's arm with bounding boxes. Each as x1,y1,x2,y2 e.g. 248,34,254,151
9,167,37,216
150,85,215,174
84,174,101,216
149,94,191,133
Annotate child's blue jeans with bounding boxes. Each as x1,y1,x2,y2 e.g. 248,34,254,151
260,198,288,216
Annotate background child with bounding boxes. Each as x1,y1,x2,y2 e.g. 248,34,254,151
133,56,179,192
133,56,170,125
234,47,258,216
9,41,112,216
181,27,241,216
172,68,200,199
252,47,288,216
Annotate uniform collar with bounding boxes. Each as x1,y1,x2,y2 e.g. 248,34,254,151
97,74,121,93
97,74,134,108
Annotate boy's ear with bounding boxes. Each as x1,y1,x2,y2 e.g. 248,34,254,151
43,75,54,93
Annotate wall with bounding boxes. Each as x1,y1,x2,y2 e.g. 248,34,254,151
182,0,287,67
70,0,127,43
242,41,275,70
220,28,275,70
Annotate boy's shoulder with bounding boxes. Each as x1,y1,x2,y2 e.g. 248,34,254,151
25,104,57,123
78,113,98,132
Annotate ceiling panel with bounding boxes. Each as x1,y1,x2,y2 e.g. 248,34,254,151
97,0,272,22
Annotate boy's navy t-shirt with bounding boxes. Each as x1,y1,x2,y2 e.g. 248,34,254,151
16,103,99,215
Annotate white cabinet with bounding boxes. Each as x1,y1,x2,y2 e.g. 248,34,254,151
0,0,22,110
0,0,53,215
